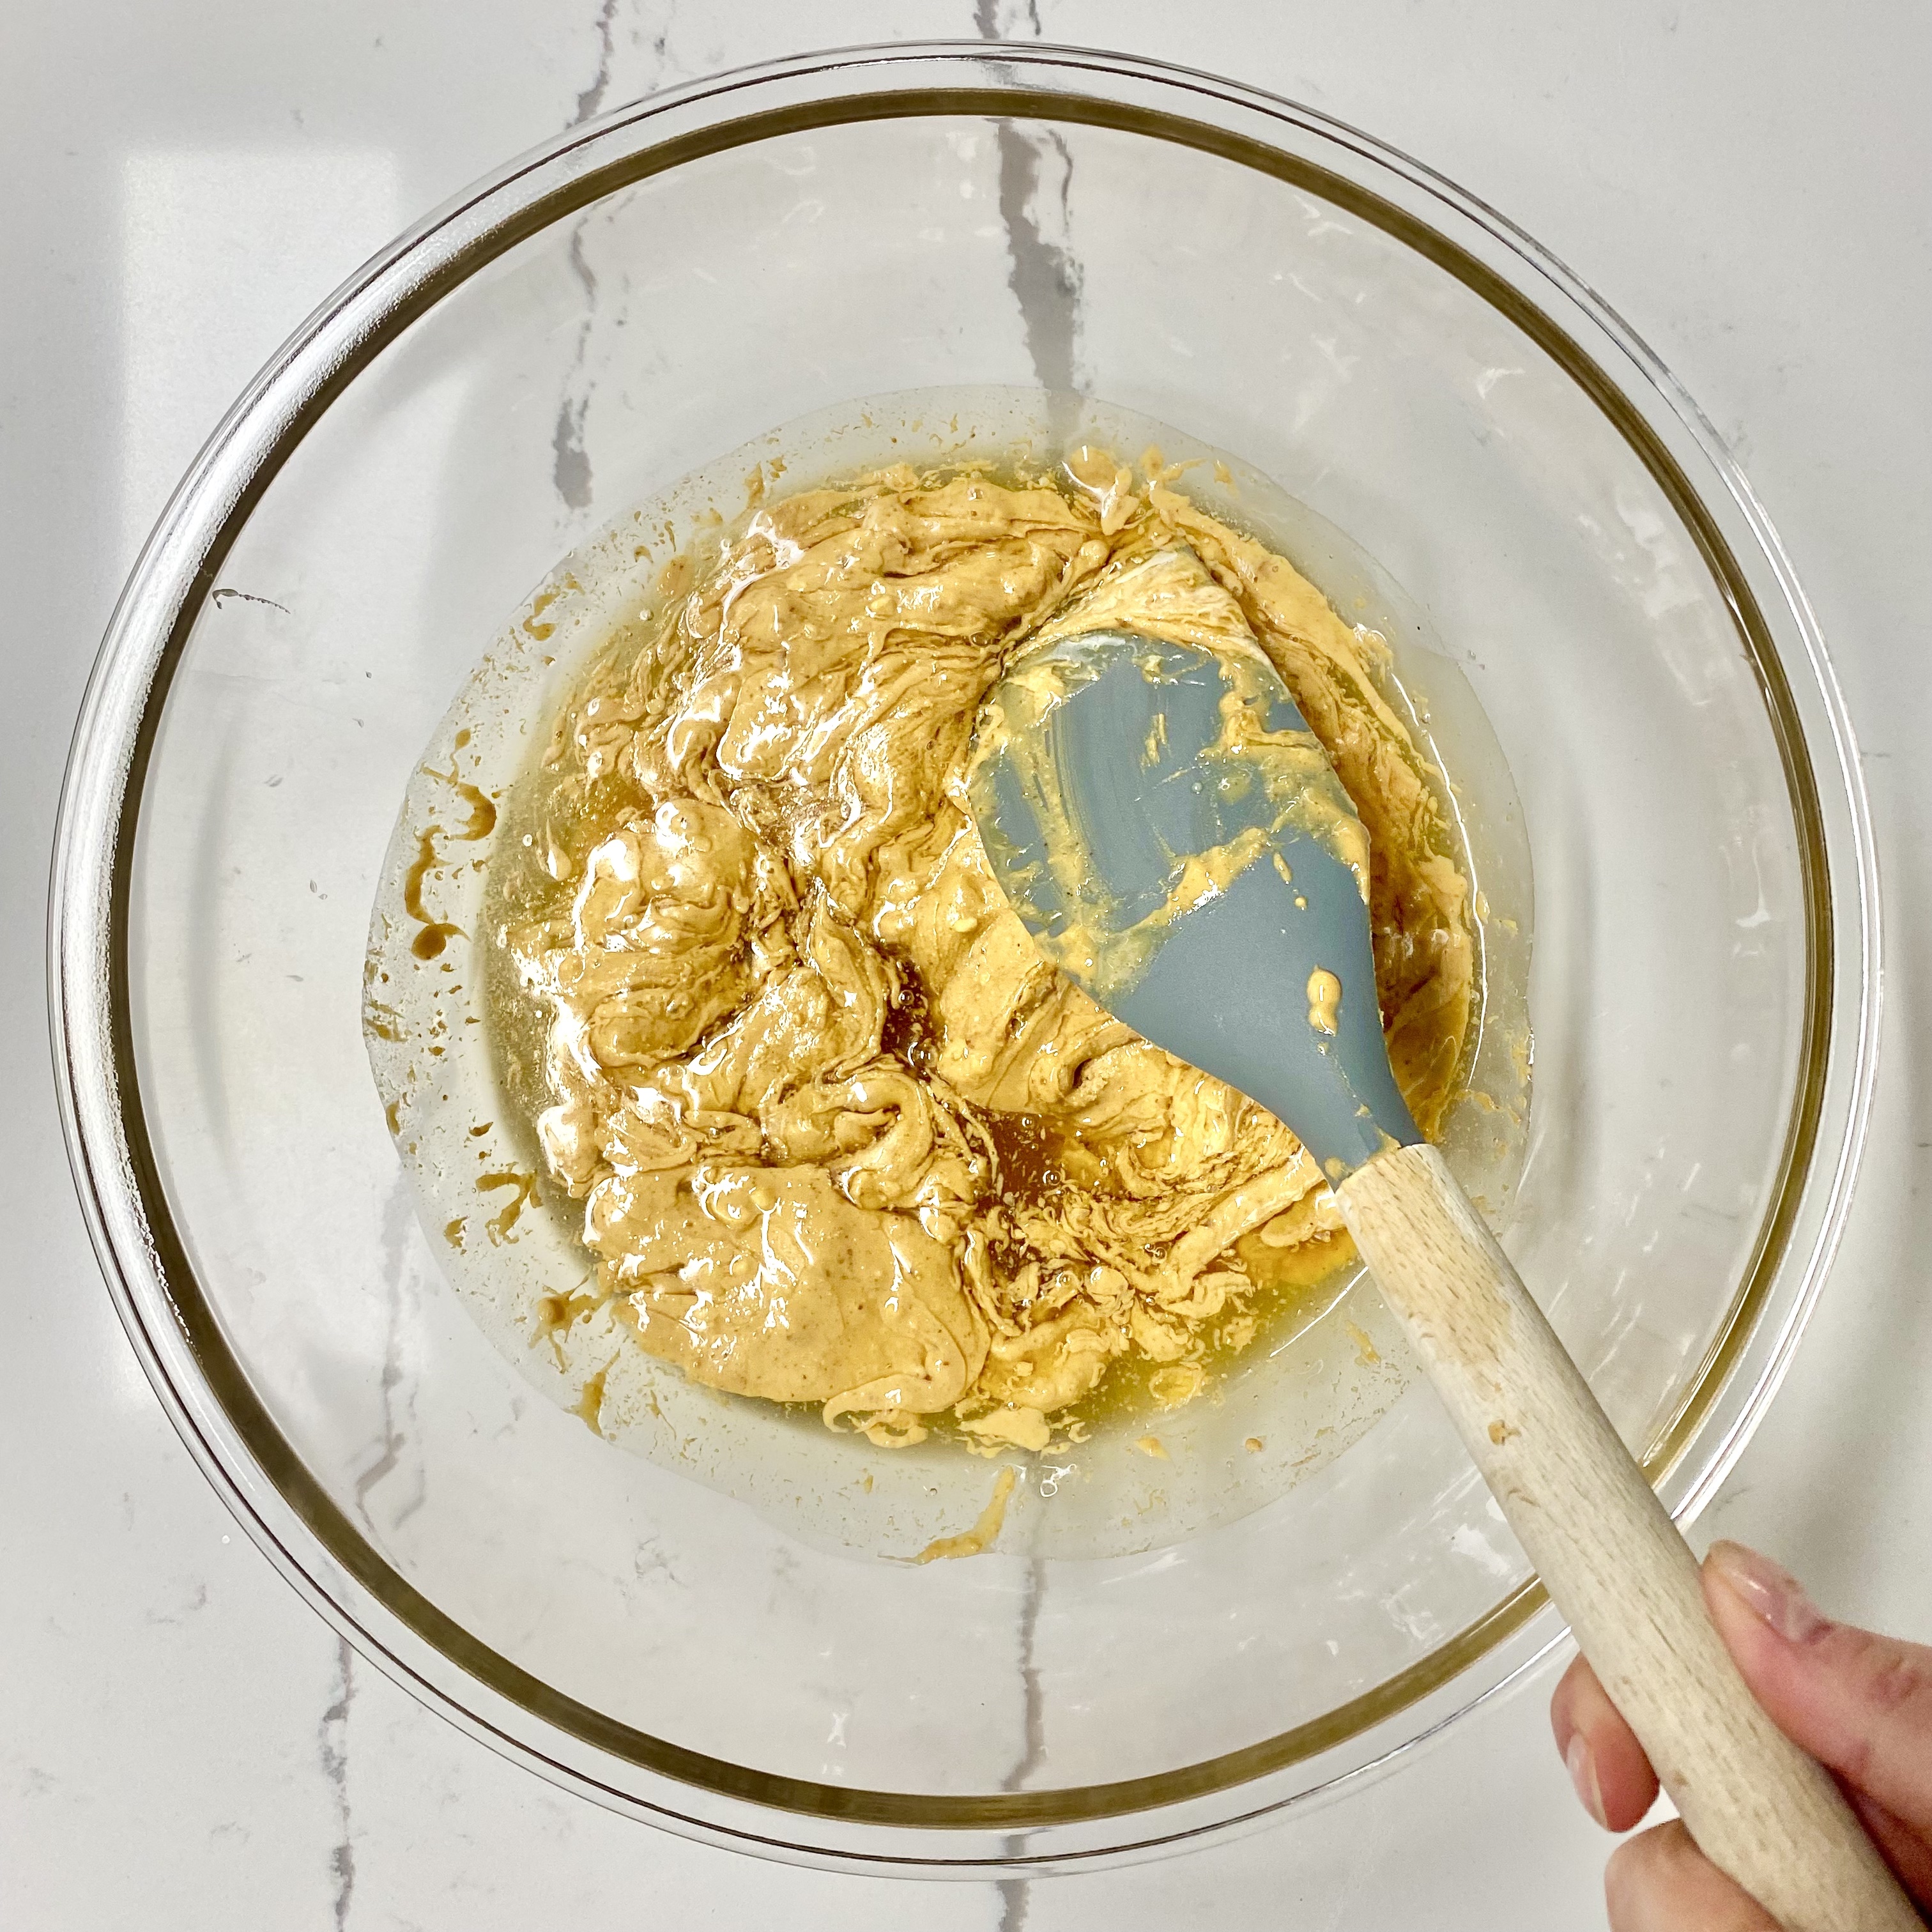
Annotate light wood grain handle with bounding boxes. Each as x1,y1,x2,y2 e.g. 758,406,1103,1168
1337,1142,1918,1932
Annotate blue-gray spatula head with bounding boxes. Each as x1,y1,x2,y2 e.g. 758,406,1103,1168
966,625,1421,1177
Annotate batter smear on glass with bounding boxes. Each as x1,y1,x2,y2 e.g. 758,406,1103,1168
487,449,1475,1453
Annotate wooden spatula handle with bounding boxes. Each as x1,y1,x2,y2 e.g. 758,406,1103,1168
1337,1142,1917,1932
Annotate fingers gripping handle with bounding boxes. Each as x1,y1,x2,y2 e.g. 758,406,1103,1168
1337,1143,1918,1932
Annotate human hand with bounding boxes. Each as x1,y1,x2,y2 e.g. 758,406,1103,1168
1550,1539,1932,1929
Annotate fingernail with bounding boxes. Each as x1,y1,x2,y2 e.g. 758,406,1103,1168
1565,1731,1608,1828
1707,1539,1828,1643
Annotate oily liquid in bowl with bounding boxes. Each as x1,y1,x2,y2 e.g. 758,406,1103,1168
362,385,1532,1563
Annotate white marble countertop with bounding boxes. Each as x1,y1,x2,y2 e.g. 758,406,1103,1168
4,3,1926,1925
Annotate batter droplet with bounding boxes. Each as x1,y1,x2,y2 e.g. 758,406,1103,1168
1306,967,1342,1034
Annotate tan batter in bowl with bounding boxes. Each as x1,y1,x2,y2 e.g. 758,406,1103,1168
482,449,1477,1459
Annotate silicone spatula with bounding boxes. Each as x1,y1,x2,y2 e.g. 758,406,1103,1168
965,620,1915,1932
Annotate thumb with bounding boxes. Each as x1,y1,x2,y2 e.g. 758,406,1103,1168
1705,1540,1932,1905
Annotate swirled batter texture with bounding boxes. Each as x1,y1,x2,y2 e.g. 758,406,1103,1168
493,454,1474,1452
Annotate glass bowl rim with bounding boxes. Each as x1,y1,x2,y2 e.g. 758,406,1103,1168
47,38,1882,1868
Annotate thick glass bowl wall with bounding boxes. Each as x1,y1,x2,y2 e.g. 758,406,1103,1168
50,46,1878,1871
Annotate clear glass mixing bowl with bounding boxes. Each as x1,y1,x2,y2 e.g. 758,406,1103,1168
50,43,1878,1873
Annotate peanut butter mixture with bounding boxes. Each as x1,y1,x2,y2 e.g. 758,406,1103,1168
490,452,1475,1452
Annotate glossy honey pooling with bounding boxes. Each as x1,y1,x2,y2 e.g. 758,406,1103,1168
404,745,498,960
484,448,1476,1453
